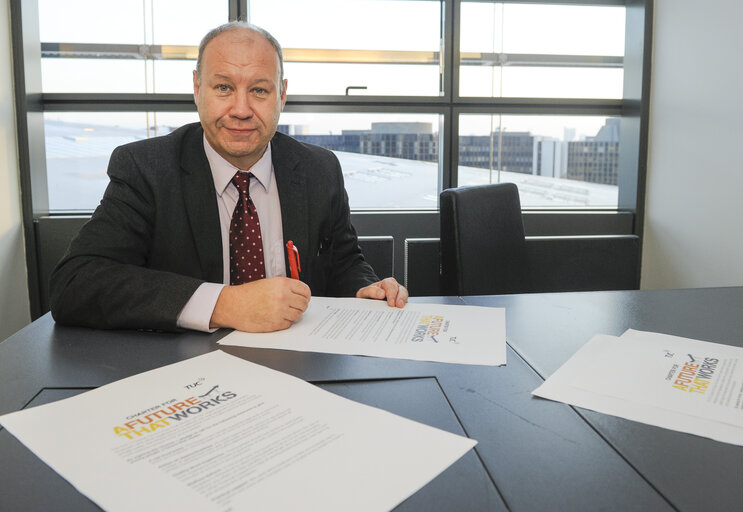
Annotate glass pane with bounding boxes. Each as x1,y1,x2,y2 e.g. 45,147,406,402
39,0,146,44
153,60,199,94
42,60,148,93
250,0,443,96
500,67,623,99
278,112,440,209
459,66,623,99
151,0,227,46
250,0,441,51
44,112,199,211
460,2,625,98
38,0,226,45
458,114,619,207
43,60,200,94
38,0,227,93
460,3,625,56
284,63,440,96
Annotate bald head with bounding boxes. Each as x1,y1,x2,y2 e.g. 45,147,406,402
195,22,284,93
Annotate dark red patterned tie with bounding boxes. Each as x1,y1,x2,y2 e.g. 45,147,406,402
229,172,266,285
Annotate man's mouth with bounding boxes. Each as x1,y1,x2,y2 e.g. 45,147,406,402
225,127,257,135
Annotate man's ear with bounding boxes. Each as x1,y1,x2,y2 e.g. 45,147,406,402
193,70,200,104
280,79,288,109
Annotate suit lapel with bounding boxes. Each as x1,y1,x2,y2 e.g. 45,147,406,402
180,124,223,282
272,133,309,272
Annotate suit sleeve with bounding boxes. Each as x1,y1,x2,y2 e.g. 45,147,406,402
49,145,204,331
323,154,380,296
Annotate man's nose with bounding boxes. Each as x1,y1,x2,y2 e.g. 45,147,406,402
230,90,254,119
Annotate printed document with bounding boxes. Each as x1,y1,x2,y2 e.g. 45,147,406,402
219,296,506,366
0,351,476,512
533,329,743,445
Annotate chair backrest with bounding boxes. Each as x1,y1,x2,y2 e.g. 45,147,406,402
440,183,532,295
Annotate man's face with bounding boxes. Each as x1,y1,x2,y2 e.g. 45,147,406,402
193,29,287,170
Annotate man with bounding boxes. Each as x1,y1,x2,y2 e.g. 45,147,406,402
49,22,408,333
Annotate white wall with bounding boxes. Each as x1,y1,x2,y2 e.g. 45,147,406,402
642,0,743,289
0,2,31,339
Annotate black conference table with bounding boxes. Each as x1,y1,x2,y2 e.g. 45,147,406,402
2,287,743,511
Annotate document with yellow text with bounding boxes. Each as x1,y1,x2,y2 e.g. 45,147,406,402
219,297,506,366
0,351,476,512
533,329,743,445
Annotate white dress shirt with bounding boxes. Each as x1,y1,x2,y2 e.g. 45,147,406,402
176,137,285,332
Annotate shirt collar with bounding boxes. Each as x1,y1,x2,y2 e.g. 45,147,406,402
203,136,273,196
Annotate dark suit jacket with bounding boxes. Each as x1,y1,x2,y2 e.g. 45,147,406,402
49,123,379,331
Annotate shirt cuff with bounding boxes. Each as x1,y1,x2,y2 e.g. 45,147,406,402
176,282,226,332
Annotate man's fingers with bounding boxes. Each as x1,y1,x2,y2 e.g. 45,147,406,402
288,278,312,299
356,278,408,308
287,294,310,315
394,282,409,308
355,284,377,299
378,280,398,306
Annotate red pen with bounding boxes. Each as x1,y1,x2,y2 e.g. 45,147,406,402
286,240,301,280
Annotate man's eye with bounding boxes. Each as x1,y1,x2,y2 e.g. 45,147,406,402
217,84,230,93
254,88,268,95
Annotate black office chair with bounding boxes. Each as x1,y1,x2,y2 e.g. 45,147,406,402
440,182,533,296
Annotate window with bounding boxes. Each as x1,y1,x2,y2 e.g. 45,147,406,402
14,0,652,314
278,112,441,209
459,3,625,98
458,114,620,207
29,0,643,213
43,112,199,210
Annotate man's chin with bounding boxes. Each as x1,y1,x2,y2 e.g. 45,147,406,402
221,143,269,168
226,146,259,157
223,138,262,155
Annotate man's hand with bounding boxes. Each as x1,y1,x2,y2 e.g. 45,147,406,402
210,277,311,332
356,277,408,308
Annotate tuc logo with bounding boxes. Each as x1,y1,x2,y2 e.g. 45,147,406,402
185,377,206,390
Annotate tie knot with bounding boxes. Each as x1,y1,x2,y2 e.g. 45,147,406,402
232,172,253,195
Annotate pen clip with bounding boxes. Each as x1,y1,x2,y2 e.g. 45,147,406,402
286,240,301,279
